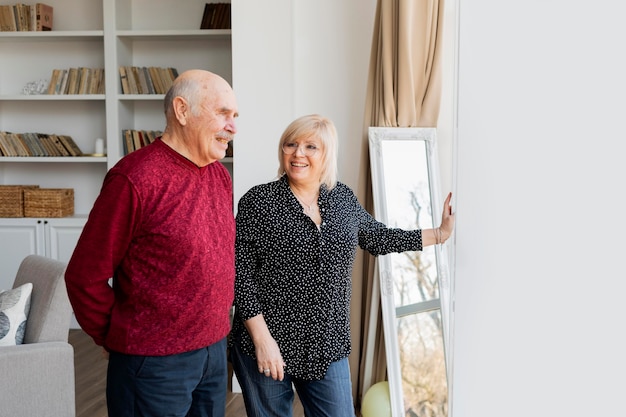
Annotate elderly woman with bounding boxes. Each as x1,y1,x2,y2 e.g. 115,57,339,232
230,114,454,417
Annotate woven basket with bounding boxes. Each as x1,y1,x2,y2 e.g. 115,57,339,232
0,185,40,217
24,188,74,218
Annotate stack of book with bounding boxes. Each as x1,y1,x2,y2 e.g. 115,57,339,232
0,132,83,157
46,67,105,95
0,3,52,31
119,66,179,95
122,129,162,155
200,3,230,29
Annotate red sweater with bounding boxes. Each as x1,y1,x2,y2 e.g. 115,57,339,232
65,139,235,355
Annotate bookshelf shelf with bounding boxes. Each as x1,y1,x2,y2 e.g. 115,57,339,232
0,157,107,163
117,94,165,101
0,31,104,39
116,29,231,40
0,95,105,101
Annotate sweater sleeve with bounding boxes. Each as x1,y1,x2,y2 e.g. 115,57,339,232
65,173,140,347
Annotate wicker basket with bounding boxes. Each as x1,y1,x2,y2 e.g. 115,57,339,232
24,188,74,218
0,185,40,217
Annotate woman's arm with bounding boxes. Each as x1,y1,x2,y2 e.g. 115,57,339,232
243,314,286,381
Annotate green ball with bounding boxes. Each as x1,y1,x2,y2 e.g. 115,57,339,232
361,381,391,417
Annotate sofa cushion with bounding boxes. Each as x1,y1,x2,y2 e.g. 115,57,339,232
0,283,33,346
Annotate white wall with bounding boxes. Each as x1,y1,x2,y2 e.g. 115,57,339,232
453,1,626,416
232,0,378,203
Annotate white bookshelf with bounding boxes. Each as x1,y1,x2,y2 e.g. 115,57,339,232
0,0,232,215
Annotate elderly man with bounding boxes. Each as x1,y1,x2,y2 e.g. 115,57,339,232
65,70,238,417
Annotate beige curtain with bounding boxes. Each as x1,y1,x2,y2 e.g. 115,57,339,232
352,0,445,410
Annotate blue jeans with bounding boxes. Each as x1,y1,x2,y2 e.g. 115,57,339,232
106,338,227,417
230,343,356,417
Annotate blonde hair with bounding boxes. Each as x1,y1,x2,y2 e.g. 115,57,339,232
277,114,338,190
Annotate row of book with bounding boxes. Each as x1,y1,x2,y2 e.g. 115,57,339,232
122,129,162,155
0,2,52,31
46,67,105,95
0,132,83,157
119,66,179,95
200,3,231,30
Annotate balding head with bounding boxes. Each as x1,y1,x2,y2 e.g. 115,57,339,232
164,70,233,120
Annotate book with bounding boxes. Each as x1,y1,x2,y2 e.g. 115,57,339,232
200,3,231,30
159,67,173,92
39,134,59,156
8,132,30,156
148,67,164,94
136,67,149,94
142,67,155,94
0,6,13,31
24,132,46,156
125,66,139,94
13,3,27,31
131,129,143,150
29,4,35,30
0,132,18,156
54,69,67,94
118,66,129,94
66,67,79,94
78,67,91,94
57,135,83,156
50,134,71,156
16,132,35,156
89,68,102,94
129,67,145,94
59,68,70,94
46,68,60,94
35,3,52,31
96,68,105,94
200,3,215,29
122,129,132,154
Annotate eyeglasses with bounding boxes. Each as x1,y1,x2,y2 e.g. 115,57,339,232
282,142,320,157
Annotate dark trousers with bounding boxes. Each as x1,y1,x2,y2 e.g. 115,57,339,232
106,338,227,417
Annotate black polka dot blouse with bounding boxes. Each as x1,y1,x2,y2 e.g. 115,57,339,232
230,175,423,380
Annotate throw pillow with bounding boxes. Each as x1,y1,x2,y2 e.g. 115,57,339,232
0,282,33,346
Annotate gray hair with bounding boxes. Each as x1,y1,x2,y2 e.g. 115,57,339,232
164,77,202,119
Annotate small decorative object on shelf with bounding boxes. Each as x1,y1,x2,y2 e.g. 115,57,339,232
22,79,49,95
94,138,105,156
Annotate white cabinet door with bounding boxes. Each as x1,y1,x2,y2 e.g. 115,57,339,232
45,217,86,263
0,218,44,290
0,217,86,290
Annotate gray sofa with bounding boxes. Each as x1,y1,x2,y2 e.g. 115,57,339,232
0,255,75,417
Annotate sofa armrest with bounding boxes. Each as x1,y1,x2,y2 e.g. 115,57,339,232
0,342,76,417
